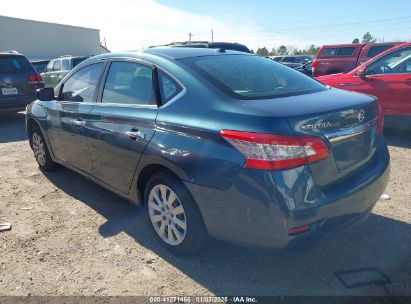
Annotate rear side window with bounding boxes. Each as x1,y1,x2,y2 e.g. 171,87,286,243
366,45,395,58
323,47,355,57
323,48,338,56
102,61,155,106
181,55,326,99
158,69,183,104
61,62,104,103
337,47,355,56
0,56,33,73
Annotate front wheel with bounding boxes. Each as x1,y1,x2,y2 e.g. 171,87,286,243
30,126,57,171
144,171,209,255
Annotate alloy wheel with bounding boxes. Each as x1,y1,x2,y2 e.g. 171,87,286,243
148,184,187,246
32,132,46,166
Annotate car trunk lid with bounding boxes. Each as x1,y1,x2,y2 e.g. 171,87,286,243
240,88,380,188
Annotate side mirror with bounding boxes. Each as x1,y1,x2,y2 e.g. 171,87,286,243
37,87,54,101
357,66,367,79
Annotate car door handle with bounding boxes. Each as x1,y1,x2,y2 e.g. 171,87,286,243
125,130,146,140
71,119,86,126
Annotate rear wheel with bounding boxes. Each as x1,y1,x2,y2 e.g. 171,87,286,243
30,126,57,170
144,171,209,255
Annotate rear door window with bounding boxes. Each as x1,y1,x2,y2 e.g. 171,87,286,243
53,60,61,71
62,59,70,71
323,48,338,56
282,57,295,63
61,62,104,103
101,61,155,106
0,56,33,73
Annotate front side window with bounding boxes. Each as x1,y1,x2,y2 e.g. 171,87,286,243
61,62,104,103
367,47,411,75
102,61,155,105
158,69,183,104
181,54,326,99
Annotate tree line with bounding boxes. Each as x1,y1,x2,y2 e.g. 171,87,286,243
254,32,377,57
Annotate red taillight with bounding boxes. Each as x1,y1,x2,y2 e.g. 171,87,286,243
288,225,311,236
312,59,319,69
28,74,43,84
220,130,329,171
377,104,384,135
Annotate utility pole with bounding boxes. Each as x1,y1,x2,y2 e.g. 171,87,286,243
188,33,193,42
211,28,214,42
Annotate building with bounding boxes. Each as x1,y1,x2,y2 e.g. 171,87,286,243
0,15,109,60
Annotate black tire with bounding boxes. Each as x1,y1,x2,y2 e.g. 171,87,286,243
144,171,209,255
29,125,57,171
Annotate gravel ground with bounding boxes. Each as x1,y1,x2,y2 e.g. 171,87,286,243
0,111,410,296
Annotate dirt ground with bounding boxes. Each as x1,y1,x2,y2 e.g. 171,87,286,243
0,111,410,296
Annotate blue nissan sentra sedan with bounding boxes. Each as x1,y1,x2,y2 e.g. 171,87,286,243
26,48,390,255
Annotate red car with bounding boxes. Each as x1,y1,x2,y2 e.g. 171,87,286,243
312,42,400,77
316,42,411,129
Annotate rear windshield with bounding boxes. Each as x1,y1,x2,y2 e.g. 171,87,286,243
180,55,326,99
0,56,33,73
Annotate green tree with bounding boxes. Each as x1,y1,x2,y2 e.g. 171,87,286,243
277,45,288,55
362,32,376,43
269,48,277,56
256,47,270,57
352,38,360,44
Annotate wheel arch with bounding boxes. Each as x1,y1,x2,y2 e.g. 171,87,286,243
136,163,183,205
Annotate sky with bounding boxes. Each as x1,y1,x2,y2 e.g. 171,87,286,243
2,0,411,52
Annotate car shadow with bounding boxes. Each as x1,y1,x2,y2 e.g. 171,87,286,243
42,168,411,296
383,128,411,149
0,111,27,143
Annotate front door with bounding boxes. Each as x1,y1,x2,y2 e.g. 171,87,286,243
87,60,158,194
46,61,106,173
362,46,411,116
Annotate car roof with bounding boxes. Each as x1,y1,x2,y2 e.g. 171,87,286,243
92,47,252,62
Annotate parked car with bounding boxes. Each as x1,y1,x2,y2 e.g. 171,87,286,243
41,55,89,87
294,61,313,76
149,41,251,53
26,48,389,255
271,55,313,66
0,51,44,112
30,59,51,74
312,42,401,77
316,42,411,129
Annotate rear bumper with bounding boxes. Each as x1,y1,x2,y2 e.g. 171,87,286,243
185,138,390,248
0,94,37,112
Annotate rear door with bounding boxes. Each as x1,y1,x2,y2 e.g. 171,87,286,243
87,59,158,194
46,61,106,173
